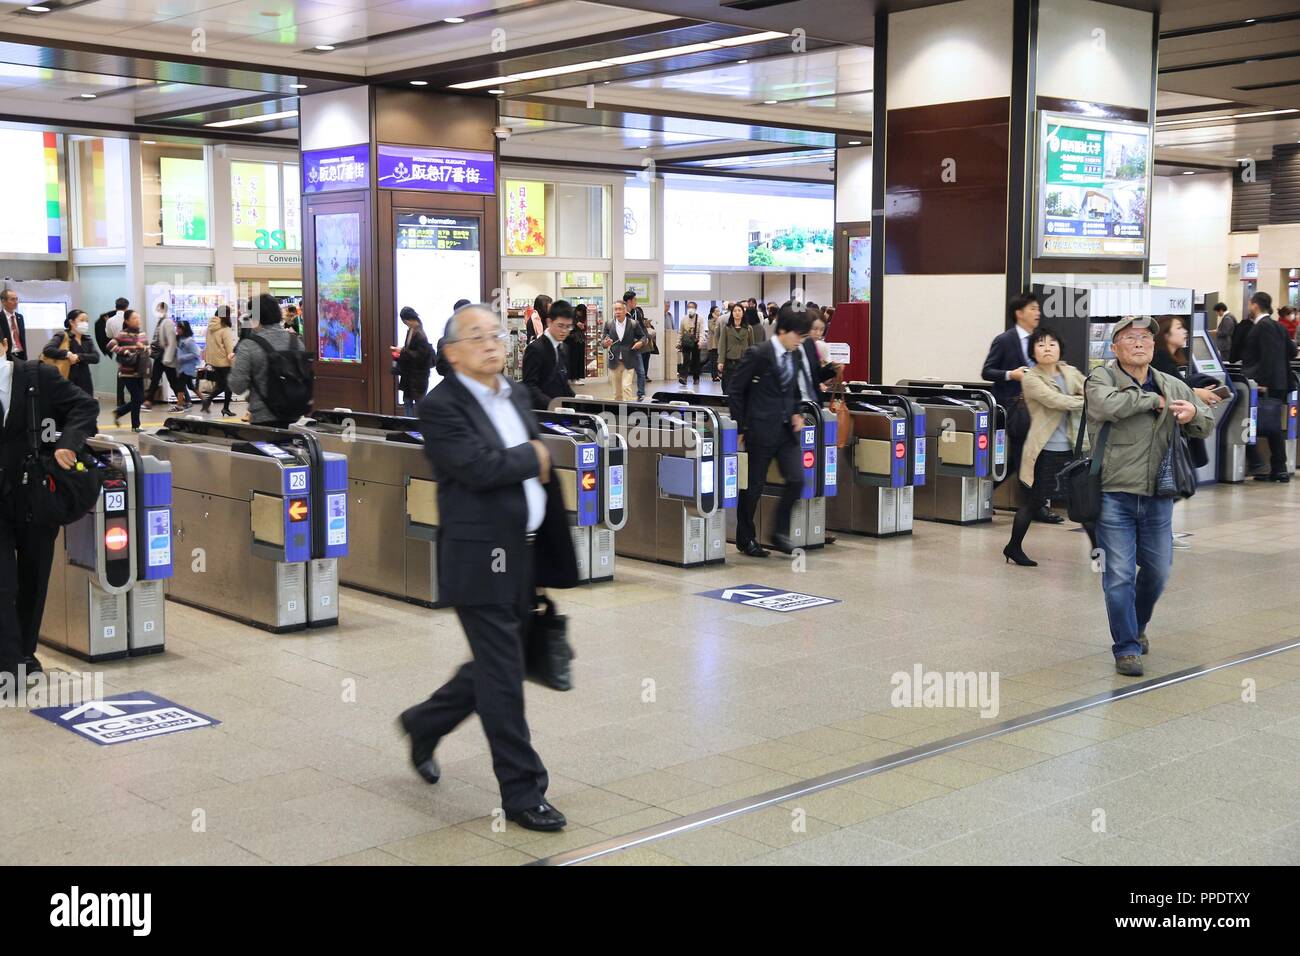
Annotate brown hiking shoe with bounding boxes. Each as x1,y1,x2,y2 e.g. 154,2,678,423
1138,632,1149,655
1115,655,1144,677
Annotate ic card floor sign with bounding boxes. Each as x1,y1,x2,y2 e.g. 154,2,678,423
697,584,840,613
31,691,219,746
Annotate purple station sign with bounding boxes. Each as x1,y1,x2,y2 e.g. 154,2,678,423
376,144,496,194
302,144,371,193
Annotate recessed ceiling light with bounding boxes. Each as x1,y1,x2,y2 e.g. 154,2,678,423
410,80,428,86
206,109,299,128
763,99,778,105
25,5,51,12
736,59,748,64
443,17,465,23
314,44,335,51
80,93,96,99
638,145,649,149
848,140,862,146
488,89,505,95
290,83,308,90
1182,170,1194,174
1244,18,1255,23
143,140,156,145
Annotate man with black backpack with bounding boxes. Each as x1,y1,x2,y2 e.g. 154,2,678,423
228,292,314,429
0,331,99,681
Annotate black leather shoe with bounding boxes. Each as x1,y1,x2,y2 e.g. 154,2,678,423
771,533,796,554
824,534,837,545
506,802,567,832
739,540,769,558
1033,506,1064,524
396,715,440,784
22,655,42,674
1254,473,1292,483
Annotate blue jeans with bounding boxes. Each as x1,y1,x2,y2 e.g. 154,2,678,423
1095,491,1174,659
634,351,646,398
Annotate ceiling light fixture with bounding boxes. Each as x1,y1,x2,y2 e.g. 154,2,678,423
488,89,505,95
736,59,748,64
847,140,862,146
1182,170,1194,174
444,17,465,23
410,80,428,86
449,31,788,90
206,109,299,128
763,99,778,105
314,44,335,51
1157,107,1298,127
80,93,96,99
25,5,51,12
291,83,308,89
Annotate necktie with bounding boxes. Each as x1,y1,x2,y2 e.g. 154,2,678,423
8,315,21,354
556,342,568,380
780,349,793,388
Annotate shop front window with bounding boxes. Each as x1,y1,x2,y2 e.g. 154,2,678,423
230,160,282,250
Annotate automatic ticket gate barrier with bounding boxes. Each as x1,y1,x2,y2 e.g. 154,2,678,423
41,436,174,662
825,394,924,537
1218,366,1259,483
552,397,735,566
296,409,441,607
1247,367,1298,476
849,383,1005,525
652,391,836,550
534,409,628,583
139,419,349,633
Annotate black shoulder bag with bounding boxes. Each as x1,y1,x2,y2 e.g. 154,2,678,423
21,361,101,527
1057,374,1110,524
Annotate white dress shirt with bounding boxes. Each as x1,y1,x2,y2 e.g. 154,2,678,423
1004,325,1032,380
0,358,12,425
771,336,814,401
455,372,546,532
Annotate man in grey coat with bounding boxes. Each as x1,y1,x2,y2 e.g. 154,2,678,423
228,293,307,428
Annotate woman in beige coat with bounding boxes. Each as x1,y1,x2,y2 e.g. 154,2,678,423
200,306,238,416
1004,326,1088,566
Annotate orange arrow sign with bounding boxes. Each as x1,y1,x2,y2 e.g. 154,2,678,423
581,471,596,491
288,499,309,522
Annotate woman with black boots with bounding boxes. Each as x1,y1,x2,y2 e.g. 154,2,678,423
1004,326,1088,567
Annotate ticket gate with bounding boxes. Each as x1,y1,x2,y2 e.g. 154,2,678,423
1185,320,1247,485
41,436,174,662
848,383,1006,525
533,409,628,582
139,419,349,633
825,394,924,537
651,391,836,550
296,410,440,606
551,398,737,566
1248,367,1299,476
1218,367,1259,483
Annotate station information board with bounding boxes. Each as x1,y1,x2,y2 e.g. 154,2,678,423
394,213,482,360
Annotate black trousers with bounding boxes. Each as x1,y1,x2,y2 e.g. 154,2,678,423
1247,395,1289,475
0,516,59,672
114,377,144,428
147,359,181,404
203,366,233,411
736,429,804,547
678,345,701,382
401,546,547,813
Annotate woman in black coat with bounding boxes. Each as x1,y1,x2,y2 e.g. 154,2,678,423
43,309,100,396
568,303,588,382
393,306,433,415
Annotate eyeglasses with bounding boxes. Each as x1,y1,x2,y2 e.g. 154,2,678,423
1115,333,1153,344
448,331,510,347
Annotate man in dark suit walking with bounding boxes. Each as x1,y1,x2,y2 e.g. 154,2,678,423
1,288,29,362
399,303,578,833
521,299,575,408
0,337,100,679
728,307,813,557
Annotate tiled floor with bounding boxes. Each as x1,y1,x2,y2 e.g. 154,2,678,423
2,396,1298,865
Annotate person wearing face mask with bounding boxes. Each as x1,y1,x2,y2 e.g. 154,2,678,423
41,310,99,396
677,301,703,388
0,327,100,680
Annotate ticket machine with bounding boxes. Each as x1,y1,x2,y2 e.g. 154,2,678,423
1186,312,1245,484
552,398,736,566
849,383,1006,524
139,420,348,632
40,436,174,662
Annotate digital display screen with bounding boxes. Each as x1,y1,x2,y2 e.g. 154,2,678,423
1192,337,1216,364
1037,112,1149,259
316,211,363,364
700,460,716,494
0,129,62,255
664,176,833,272
252,441,293,460
160,156,209,247
608,464,625,510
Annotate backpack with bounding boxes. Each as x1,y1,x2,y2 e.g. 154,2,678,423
246,332,314,421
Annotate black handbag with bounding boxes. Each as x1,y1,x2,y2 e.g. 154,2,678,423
1006,396,1030,443
525,594,574,692
1156,428,1198,500
1057,381,1110,524
20,361,102,527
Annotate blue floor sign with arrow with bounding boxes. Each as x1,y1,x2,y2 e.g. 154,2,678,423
697,584,840,613
31,691,220,746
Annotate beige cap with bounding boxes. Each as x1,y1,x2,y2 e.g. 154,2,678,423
1110,315,1157,340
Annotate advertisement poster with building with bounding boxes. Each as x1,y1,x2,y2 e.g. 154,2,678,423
1036,112,1149,259
315,212,362,363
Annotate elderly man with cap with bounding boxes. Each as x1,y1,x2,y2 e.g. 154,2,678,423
1085,315,1213,677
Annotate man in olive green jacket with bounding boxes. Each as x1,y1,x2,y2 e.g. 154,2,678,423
1085,315,1214,677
